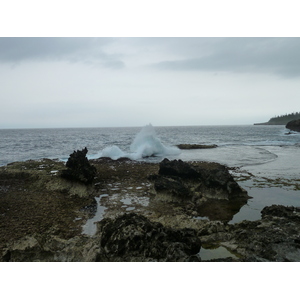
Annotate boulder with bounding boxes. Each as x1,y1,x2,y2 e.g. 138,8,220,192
61,147,96,184
158,158,200,179
151,159,249,221
286,119,300,132
97,213,201,261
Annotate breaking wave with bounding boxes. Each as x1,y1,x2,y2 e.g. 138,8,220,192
93,124,180,160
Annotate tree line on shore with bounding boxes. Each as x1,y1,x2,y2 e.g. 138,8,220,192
269,112,300,123
255,111,300,125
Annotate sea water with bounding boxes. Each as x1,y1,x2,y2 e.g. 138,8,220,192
1,124,300,222
1,124,299,167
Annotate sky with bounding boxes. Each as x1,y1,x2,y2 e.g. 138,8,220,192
1,37,300,128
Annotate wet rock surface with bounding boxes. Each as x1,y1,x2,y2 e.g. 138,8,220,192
97,213,201,261
198,205,300,261
150,159,249,221
1,156,299,262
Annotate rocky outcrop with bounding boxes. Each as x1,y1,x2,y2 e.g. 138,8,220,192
2,213,201,262
150,159,249,221
3,156,300,262
97,213,201,262
198,205,300,261
61,147,96,184
236,205,300,261
177,144,217,149
286,119,300,132
3,204,300,262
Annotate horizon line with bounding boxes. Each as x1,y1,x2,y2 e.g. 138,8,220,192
0,123,263,130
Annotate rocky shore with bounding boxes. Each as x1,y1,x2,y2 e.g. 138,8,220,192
286,119,300,132
1,150,300,262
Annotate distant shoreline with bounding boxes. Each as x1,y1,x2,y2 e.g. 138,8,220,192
253,122,286,125
254,112,300,126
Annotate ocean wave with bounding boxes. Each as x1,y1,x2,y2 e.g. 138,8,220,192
91,124,180,160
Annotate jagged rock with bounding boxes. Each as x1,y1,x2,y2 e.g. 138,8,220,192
97,213,201,261
198,205,300,261
151,159,248,221
158,158,200,179
4,204,300,262
261,205,300,222
5,156,300,262
234,205,300,261
61,147,96,184
2,213,201,262
158,158,245,197
286,119,300,132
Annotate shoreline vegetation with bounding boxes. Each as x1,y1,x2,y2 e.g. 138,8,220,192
254,112,300,125
1,149,300,262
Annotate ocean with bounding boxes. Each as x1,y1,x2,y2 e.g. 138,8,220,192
1,124,300,223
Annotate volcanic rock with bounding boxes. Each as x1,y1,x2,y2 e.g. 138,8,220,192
286,119,300,132
97,213,201,261
150,159,248,221
231,205,300,261
61,147,96,184
177,144,217,149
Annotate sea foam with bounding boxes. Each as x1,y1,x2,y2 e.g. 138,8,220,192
96,124,180,160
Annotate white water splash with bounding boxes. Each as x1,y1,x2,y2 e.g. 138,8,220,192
94,124,180,160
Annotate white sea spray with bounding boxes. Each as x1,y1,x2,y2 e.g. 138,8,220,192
96,124,180,160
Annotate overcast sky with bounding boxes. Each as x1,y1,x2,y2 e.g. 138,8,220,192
1,37,300,128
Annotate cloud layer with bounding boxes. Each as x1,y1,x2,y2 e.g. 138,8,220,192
0,37,299,128
153,38,300,77
0,37,125,69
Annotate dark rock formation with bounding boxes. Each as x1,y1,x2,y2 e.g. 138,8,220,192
3,204,300,262
1,213,201,262
97,213,201,261
286,119,300,132
232,205,300,261
157,159,245,196
61,147,96,184
4,156,300,262
177,144,217,149
150,159,248,221
198,204,300,261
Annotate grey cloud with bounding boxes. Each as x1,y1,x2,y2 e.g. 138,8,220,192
153,38,300,77
102,60,125,69
2,37,300,75
0,37,125,69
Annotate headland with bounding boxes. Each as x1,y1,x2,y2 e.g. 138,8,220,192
254,112,300,125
